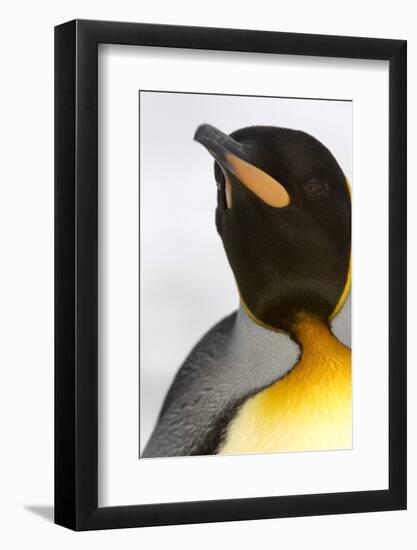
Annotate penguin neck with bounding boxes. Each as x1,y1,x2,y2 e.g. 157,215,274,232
290,313,345,358
236,302,341,356
234,301,293,345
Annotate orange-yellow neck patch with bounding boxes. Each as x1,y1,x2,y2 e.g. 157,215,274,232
219,316,352,455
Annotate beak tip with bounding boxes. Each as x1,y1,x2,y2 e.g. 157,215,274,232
193,123,212,144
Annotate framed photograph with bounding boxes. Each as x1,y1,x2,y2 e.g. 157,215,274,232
55,19,407,530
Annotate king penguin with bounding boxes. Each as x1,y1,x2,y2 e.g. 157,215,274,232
142,123,351,458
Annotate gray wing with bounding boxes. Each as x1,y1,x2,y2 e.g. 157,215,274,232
142,309,300,457
142,312,237,457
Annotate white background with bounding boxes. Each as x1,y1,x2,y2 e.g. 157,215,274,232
139,91,353,450
0,1,415,549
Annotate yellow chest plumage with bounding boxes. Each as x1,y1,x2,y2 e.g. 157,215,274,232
219,317,352,455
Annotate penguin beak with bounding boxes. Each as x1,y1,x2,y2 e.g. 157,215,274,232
194,124,246,174
194,123,291,208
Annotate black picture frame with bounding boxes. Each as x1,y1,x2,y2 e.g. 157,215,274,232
55,19,407,531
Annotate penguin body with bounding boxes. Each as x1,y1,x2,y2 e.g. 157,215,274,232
143,298,350,458
142,306,299,457
143,124,351,458
219,314,351,455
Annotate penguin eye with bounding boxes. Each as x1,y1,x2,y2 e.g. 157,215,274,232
304,179,327,198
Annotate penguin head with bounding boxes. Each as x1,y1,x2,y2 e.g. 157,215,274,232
194,124,351,333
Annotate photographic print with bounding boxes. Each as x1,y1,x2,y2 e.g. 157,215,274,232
55,21,406,529
139,90,352,459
